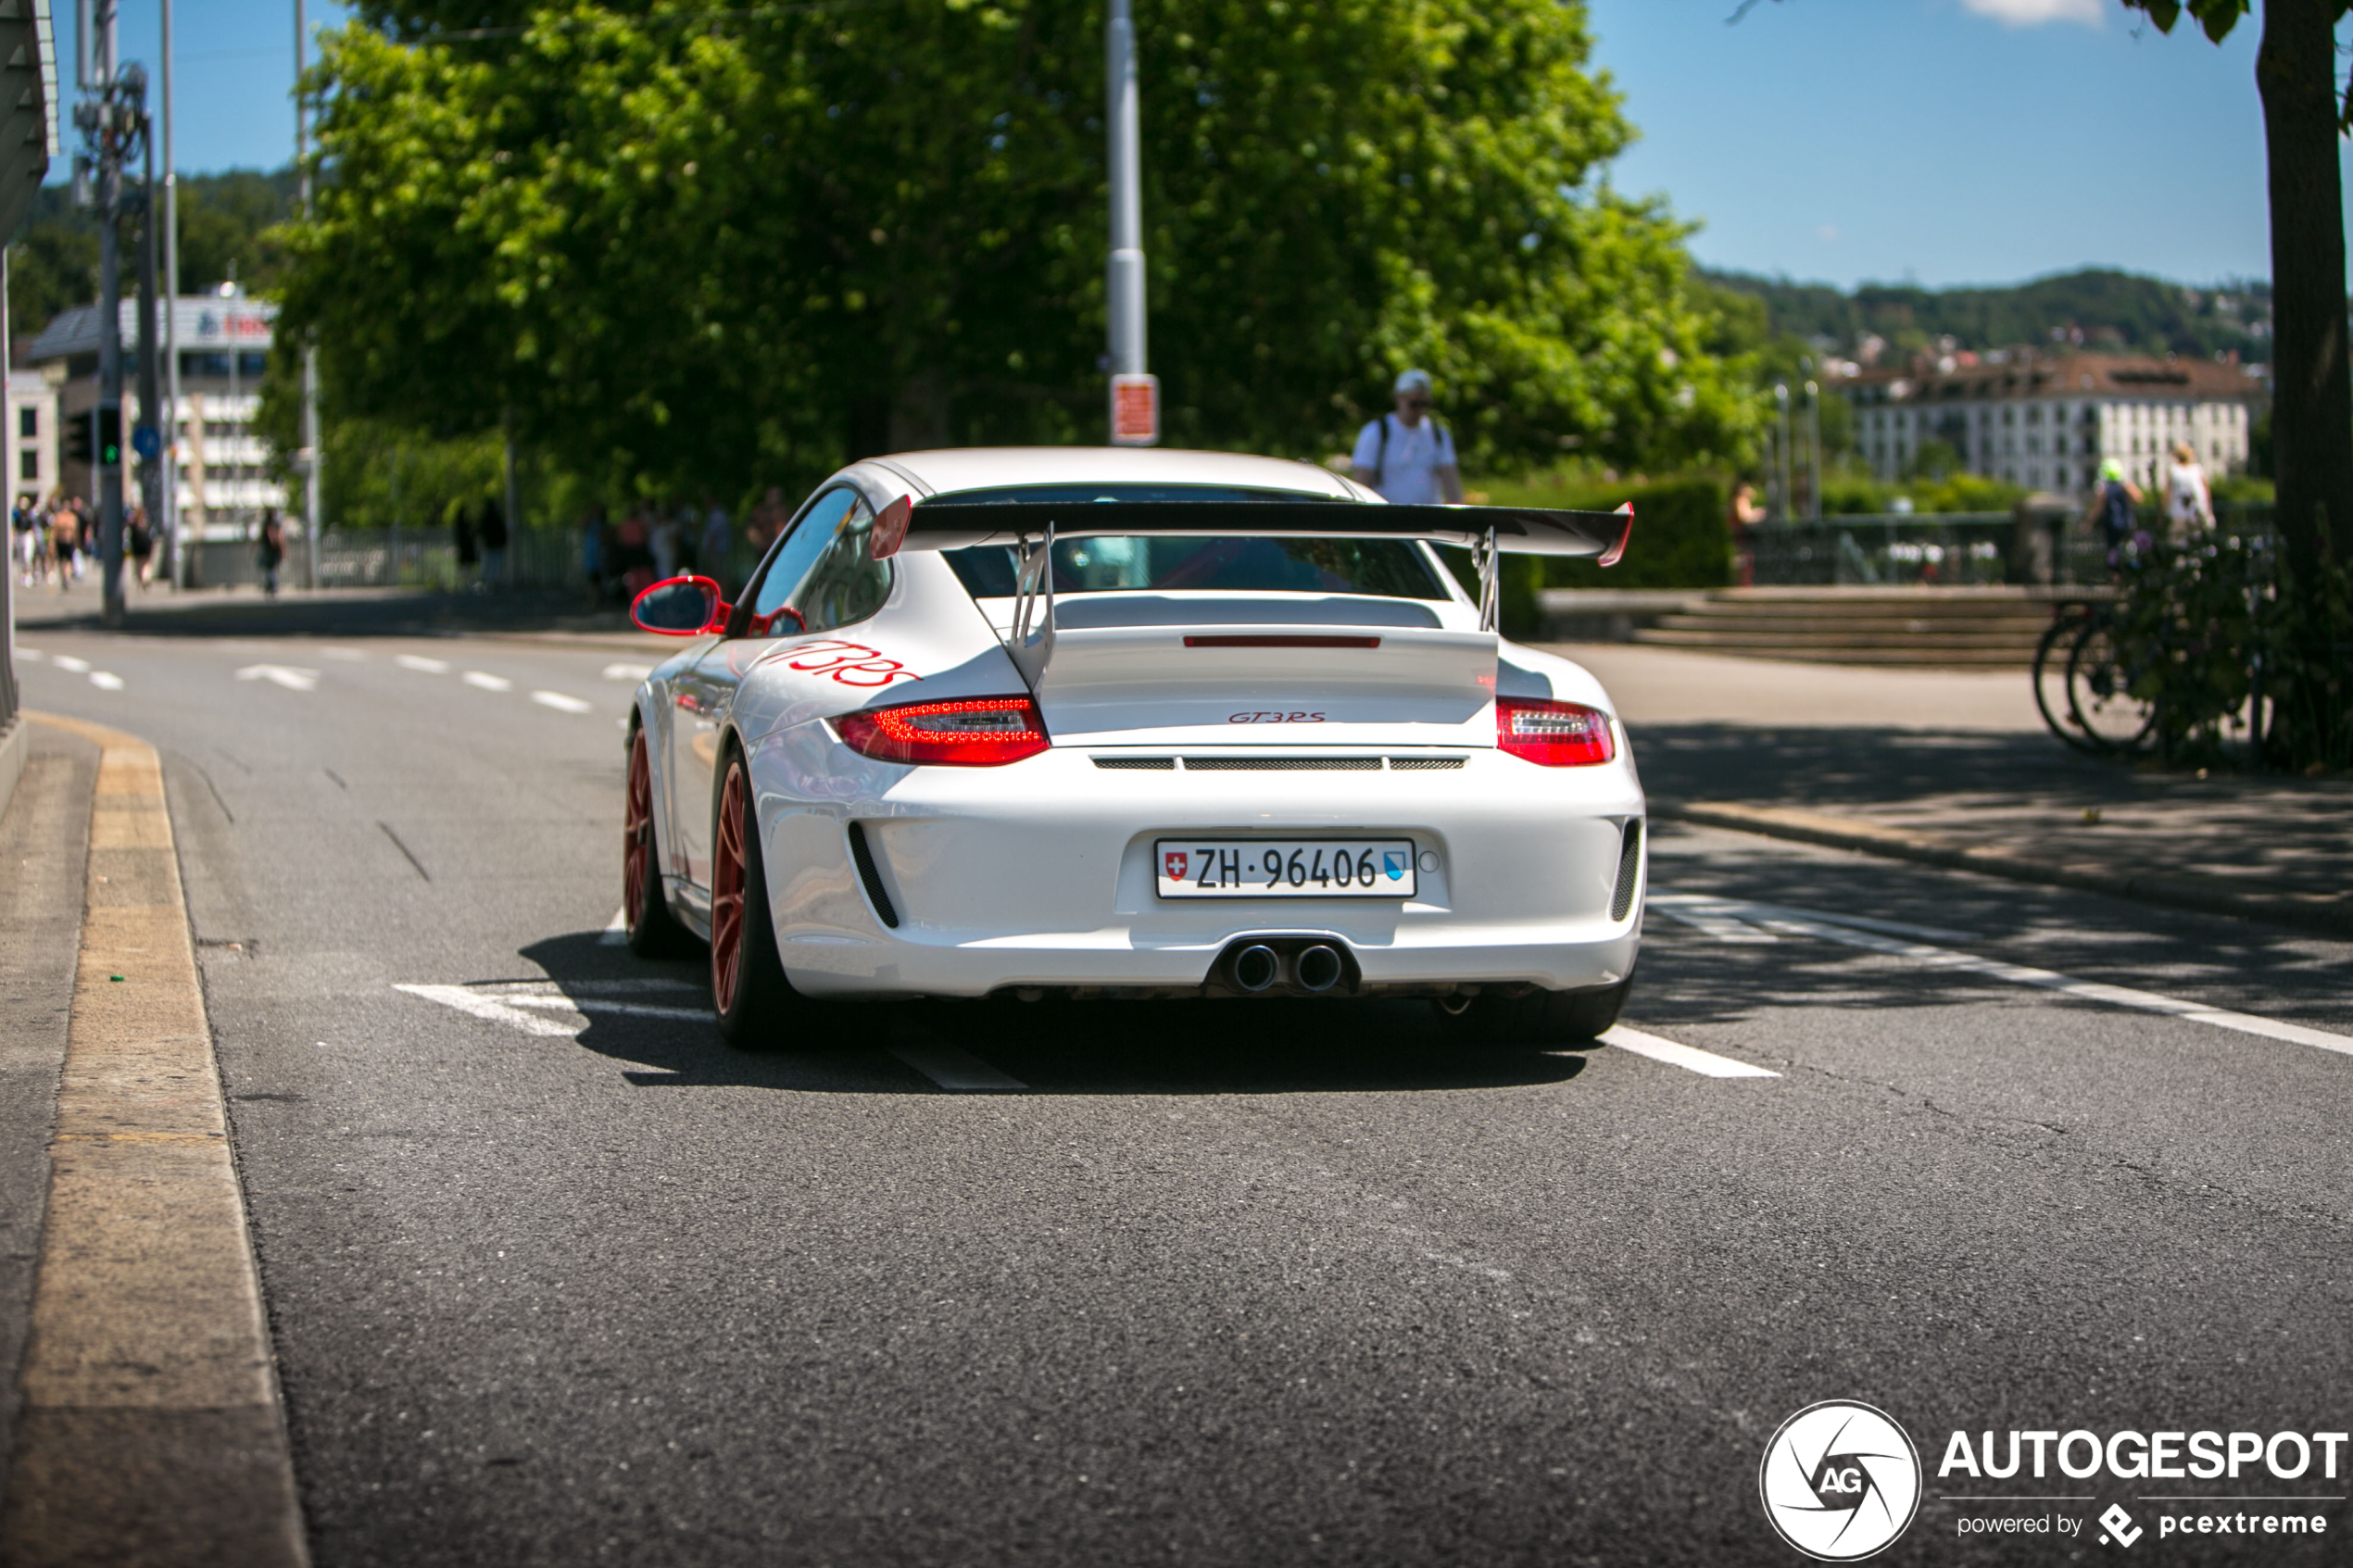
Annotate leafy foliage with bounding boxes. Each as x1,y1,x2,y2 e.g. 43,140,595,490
6,170,298,343
275,0,1755,507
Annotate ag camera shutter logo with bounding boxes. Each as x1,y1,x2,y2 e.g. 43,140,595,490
1759,1400,1923,1561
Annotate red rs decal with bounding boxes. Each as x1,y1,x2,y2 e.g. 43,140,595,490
781,639,922,687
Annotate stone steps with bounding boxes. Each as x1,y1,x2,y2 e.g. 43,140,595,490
1612,586,2083,667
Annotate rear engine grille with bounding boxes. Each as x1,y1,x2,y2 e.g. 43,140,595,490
1610,819,1643,922
1387,757,1466,771
1092,757,1176,770
1182,757,1381,771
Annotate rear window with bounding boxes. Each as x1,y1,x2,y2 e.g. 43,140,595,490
937,484,1449,601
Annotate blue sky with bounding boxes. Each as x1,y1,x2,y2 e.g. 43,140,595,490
50,0,2315,292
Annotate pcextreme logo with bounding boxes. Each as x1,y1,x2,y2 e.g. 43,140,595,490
1759,1400,1924,1562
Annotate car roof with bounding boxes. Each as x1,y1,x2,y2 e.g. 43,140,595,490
858,446,1370,502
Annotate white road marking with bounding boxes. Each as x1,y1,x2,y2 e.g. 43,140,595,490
890,1044,1027,1092
602,662,654,683
17,646,43,661
234,663,320,692
395,654,449,673
1601,1025,1781,1079
532,690,593,714
1651,905,1780,944
1667,894,2353,1059
598,908,628,946
318,647,366,661
462,671,512,692
395,984,581,1038
49,654,89,672
87,671,123,691
1650,894,1974,944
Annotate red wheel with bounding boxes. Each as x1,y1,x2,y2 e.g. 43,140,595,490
708,748,800,1047
623,726,687,956
711,759,749,1014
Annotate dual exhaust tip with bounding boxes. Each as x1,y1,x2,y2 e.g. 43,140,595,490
1228,942,1346,995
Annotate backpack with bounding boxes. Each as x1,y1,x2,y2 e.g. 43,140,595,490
1371,413,1449,493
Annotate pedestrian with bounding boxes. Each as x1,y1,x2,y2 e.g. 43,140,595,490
650,504,681,580
2163,440,2214,542
1727,481,1767,588
698,493,733,590
128,504,155,588
257,507,286,596
746,486,787,559
11,494,36,586
48,502,79,592
478,496,509,589
453,500,480,586
2083,458,2145,567
613,505,655,600
580,504,609,606
1349,370,1464,504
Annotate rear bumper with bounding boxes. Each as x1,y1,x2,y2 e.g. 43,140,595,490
749,724,1645,999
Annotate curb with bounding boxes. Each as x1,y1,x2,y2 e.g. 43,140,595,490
2,712,308,1568
1656,800,2353,939
0,716,25,829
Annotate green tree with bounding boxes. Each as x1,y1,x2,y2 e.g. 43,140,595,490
275,0,1752,508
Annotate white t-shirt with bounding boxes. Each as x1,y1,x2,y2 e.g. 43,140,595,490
1351,414,1457,505
2165,462,2212,529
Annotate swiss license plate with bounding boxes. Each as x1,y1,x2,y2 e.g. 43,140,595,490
1155,839,1417,898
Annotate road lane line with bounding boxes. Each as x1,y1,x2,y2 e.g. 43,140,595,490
598,907,628,946
86,671,122,691
6,714,306,1566
395,984,581,1038
17,646,43,660
1651,894,1976,943
461,671,513,692
317,647,365,661
890,1044,1028,1092
394,654,448,673
48,654,88,672
1601,1025,1781,1079
1673,894,2353,1059
234,664,318,693
602,662,653,682
531,690,593,714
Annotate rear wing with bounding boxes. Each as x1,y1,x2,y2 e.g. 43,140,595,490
868,497,1633,670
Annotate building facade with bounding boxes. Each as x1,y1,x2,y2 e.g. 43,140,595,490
24,293,283,538
1841,353,2264,495
6,368,58,505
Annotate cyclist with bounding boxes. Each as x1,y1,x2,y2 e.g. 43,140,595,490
2083,458,2145,568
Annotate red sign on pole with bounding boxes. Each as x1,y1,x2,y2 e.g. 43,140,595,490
1110,373,1159,446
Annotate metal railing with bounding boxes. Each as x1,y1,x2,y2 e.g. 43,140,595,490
1748,501,2277,588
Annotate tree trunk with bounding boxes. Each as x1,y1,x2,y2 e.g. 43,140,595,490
2259,0,2353,579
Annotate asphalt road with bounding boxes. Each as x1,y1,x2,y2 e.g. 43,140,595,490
10,614,2353,1566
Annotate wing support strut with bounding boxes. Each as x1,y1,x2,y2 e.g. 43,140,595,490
1009,523,1057,689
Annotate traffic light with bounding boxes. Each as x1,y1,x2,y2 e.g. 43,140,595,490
61,408,122,468
95,407,120,469
64,411,91,466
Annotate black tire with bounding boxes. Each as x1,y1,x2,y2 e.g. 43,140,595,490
1441,972,1632,1048
2065,615,2158,757
710,751,809,1049
623,725,693,958
2033,608,2105,756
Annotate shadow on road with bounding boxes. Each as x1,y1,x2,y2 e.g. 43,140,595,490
518,930,1593,1097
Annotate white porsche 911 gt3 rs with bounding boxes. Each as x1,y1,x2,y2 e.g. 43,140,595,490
623,445,1645,1046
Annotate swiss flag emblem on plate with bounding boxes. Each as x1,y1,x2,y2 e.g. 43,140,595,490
1164,851,1189,881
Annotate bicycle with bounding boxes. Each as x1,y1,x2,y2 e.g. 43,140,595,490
2033,589,2158,759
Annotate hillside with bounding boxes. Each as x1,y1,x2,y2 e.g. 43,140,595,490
1701,266,2271,367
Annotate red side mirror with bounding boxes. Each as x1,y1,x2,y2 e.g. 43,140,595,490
631,575,732,636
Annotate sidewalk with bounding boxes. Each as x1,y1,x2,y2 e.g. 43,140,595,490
1550,643,2353,935
12,571,650,650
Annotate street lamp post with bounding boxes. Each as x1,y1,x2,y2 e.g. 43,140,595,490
1103,0,1154,445
1805,379,1822,522
163,0,182,590
296,0,321,588
1773,383,1793,523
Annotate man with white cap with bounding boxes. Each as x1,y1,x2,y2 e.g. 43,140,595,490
1350,369,1464,505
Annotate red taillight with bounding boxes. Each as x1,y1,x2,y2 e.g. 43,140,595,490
832,696,1051,767
1496,696,1616,767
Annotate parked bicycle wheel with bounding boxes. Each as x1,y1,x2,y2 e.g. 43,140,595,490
2033,606,2104,755
2066,615,2158,755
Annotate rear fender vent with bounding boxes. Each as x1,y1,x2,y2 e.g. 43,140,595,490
1093,757,1176,771
846,822,900,929
1610,819,1643,922
1388,757,1466,771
